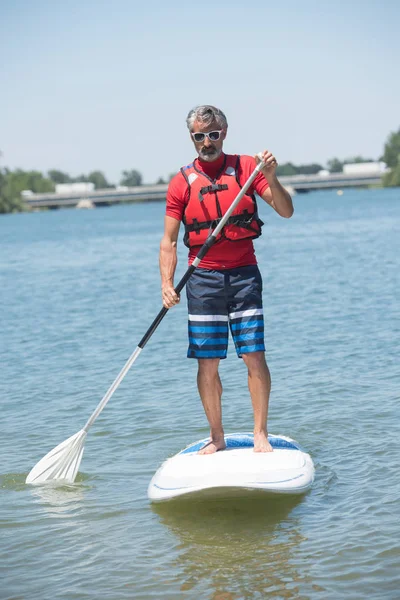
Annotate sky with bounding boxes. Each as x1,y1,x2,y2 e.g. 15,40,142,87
1,0,399,185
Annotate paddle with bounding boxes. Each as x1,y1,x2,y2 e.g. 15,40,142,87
26,154,267,485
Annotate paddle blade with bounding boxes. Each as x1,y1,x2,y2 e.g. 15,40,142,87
26,430,87,485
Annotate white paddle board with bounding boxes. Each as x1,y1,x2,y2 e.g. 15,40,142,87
148,433,315,502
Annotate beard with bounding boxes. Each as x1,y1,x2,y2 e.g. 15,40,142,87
198,146,222,162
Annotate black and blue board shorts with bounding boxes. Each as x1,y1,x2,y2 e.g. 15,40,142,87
186,265,265,359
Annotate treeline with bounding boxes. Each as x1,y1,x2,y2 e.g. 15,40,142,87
277,127,400,185
1,127,399,214
380,128,400,187
0,167,146,214
276,156,375,176
46,168,144,188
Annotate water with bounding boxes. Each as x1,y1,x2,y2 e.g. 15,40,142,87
1,188,399,599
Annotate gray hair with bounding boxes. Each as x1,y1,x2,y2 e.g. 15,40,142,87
186,105,228,132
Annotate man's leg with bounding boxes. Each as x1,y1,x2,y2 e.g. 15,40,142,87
197,358,226,455
241,351,273,452
186,269,228,454
227,266,272,452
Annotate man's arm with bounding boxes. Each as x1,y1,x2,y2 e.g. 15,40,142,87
159,215,181,308
256,150,294,218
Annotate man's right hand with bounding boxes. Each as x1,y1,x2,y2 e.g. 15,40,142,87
162,284,180,309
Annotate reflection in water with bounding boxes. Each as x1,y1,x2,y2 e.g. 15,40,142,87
27,472,92,518
29,482,87,516
153,491,312,598
1,472,91,518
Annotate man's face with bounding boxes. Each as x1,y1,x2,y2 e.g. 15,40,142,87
190,119,226,162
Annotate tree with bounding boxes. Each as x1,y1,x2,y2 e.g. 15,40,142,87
87,170,110,189
0,168,19,213
276,163,298,176
383,165,400,187
72,174,89,183
48,170,72,184
381,127,400,169
343,156,374,164
0,169,54,213
380,127,400,187
120,169,142,187
327,158,343,173
296,163,324,175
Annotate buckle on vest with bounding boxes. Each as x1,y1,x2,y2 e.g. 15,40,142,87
191,218,201,233
198,183,228,202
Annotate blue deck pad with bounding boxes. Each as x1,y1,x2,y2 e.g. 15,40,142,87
180,433,301,455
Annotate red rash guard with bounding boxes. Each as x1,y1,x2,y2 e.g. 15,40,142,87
166,153,269,270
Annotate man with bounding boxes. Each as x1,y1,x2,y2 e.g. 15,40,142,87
159,105,293,454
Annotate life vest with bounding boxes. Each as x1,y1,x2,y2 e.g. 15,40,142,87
180,155,264,248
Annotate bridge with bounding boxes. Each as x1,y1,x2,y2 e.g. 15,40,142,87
280,171,383,192
23,172,383,210
23,184,168,209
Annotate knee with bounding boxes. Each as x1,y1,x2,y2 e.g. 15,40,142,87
242,351,268,373
198,358,220,378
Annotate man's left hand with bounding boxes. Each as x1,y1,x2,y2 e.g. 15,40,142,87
255,150,278,179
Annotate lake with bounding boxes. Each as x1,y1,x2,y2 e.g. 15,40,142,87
1,187,399,599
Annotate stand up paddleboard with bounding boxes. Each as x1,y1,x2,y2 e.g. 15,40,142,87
148,433,315,502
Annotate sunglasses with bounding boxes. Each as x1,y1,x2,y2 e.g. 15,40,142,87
191,130,223,143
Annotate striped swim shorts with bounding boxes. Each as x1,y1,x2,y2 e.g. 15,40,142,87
186,265,265,359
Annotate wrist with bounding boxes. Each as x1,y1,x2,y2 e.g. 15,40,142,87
265,173,279,187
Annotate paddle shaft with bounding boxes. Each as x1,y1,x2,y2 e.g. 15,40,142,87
84,159,265,431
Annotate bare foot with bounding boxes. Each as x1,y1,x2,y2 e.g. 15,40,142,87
198,438,226,455
253,431,273,453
